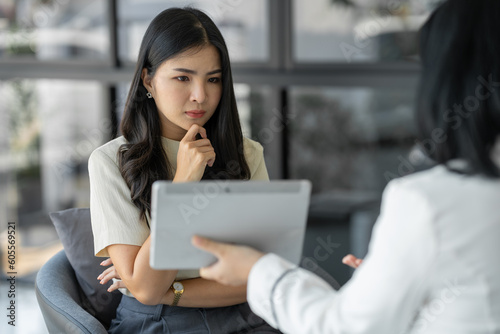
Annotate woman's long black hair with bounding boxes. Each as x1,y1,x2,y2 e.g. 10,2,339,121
416,0,500,177
119,7,250,221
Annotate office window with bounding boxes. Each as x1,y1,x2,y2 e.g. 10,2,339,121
289,86,422,195
0,79,107,227
117,0,269,63
293,0,441,63
0,0,109,61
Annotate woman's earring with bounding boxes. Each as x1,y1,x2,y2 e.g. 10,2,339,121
146,92,153,99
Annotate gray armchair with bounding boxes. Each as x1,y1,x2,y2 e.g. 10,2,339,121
35,208,122,334
35,250,119,334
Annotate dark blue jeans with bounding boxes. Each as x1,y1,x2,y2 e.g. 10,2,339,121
108,295,281,334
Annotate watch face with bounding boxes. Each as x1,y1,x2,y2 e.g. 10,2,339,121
173,282,184,291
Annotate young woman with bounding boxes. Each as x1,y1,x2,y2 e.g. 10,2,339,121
192,0,500,333
89,7,279,334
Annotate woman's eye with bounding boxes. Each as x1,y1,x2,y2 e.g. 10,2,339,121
176,76,189,82
208,77,221,83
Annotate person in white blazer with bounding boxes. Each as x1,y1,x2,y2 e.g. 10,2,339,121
192,0,500,333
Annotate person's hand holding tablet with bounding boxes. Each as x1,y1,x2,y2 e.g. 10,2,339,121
192,236,363,286
192,235,265,286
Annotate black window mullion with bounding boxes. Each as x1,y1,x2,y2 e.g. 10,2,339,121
108,0,120,68
107,0,120,141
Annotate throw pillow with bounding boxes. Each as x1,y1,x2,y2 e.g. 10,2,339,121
49,207,121,328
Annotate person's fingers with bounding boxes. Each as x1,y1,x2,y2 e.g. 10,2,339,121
204,152,216,167
342,254,359,268
342,254,363,269
100,258,113,266
100,272,115,285
107,279,126,293
183,124,207,142
191,235,227,258
197,126,207,139
198,258,227,283
192,142,214,153
199,265,215,281
183,124,201,142
191,138,212,148
97,266,115,280
342,254,355,264
185,139,215,166
191,235,215,252
99,268,120,284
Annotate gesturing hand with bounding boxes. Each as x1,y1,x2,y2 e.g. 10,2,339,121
173,124,216,182
192,235,265,286
342,254,363,269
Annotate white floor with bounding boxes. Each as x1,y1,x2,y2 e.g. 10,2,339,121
0,281,49,334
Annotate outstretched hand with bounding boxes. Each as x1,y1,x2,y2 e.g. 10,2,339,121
342,254,363,269
192,235,265,286
174,124,216,182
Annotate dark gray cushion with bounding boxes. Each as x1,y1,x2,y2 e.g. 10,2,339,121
49,208,121,328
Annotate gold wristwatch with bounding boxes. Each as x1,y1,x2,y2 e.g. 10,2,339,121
171,281,184,306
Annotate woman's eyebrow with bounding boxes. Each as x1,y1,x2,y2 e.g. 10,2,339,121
206,69,222,75
172,68,222,75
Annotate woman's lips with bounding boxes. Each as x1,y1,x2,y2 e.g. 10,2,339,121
185,110,206,118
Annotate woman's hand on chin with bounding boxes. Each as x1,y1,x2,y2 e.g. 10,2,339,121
173,124,216,182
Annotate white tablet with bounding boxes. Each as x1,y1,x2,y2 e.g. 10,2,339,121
150,180,311,269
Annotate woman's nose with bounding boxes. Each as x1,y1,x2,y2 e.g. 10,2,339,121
190,82,207,104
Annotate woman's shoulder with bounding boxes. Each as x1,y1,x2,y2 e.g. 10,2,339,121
242,137,268,180
389,163,496,192
389,165,444,188
385,164,500,214
242,137,264,154
89,136,127,165
242,137,265,163
384,165,454,201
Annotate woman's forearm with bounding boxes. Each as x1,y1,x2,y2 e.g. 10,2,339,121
160,277,247,307
107,236,178,305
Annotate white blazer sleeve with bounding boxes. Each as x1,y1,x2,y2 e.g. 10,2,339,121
247,180,438,334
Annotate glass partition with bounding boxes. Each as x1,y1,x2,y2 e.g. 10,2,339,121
0,0,109,61
293,0,442,63
0,79,107,229
289,85,423,195
117,0,269,63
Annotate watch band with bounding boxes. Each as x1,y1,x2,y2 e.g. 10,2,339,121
171,282,184,306
172,292,181,306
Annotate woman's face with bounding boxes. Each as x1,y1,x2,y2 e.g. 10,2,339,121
142,44,223,141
